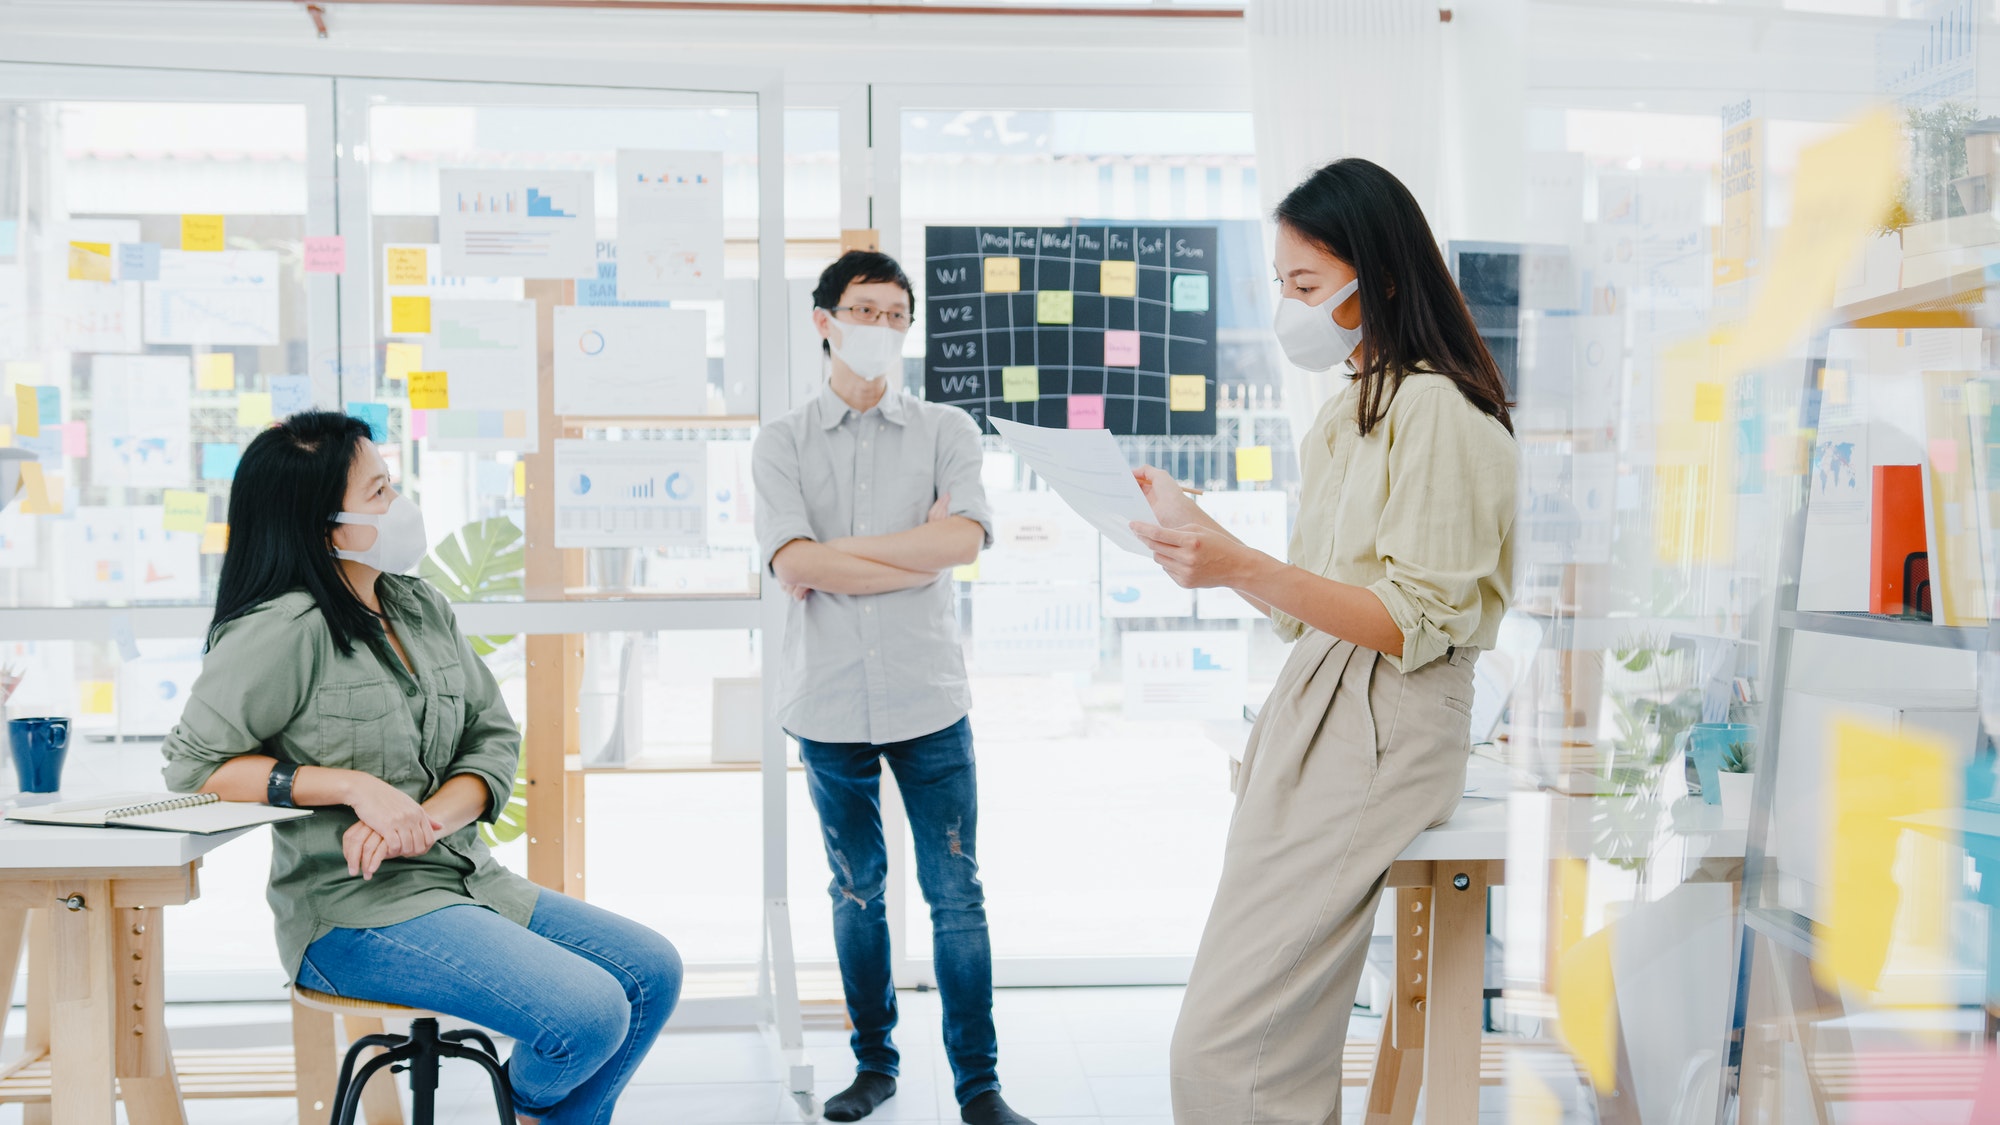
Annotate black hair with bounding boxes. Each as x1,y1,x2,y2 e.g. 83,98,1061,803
207,410,384,657
1274,158,1514,439
812,250,916,355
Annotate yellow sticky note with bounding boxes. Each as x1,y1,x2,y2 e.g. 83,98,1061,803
1554,926,1619,1092
983,257,1021,293
200,522,229,555
512,460,527,498
384,342,424,384
1170,375,1206,412
196,353,236,391
1235,445,1273,482
18,462,56,515
67,241,112,282
1100,260,1137,298
162,490,207,534
1693,382,1724,423
1001,366,1039,403
391,296,432,335
81,681,114,715
236,392,273,429
408,371,450,410
12,385,37,439
180,214,225,252
1821,367,1849,405
952,559,980,582
386,246,428,287
1036,290,1074,325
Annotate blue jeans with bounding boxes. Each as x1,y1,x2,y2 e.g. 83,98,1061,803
296,892,682,1125
796,716,999,1107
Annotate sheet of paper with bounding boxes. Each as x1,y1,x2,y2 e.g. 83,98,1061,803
143,249,280,346
552,438,706,548
378,244,524,335
970,583,1100,675
1101,540,1192,618
438,170,596,280
423,300,539,453
615,150,725,301
989,417,1154,556
705,439,757,550
552,305,707,416
1122,629,1247,721
981,490,1100,584
48,220,142,354
62,507,199,603
90,356,191,487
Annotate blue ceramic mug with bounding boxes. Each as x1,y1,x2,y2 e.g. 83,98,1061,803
1678,721,1755,805
8,717,69,794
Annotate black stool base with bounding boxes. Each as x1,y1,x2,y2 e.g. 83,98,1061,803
327,1014,514,1125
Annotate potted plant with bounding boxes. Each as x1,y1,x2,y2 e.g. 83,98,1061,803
1716,739,1754,821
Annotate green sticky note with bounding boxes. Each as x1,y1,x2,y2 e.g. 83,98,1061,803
1036,289,1074,325
1002,366,1039,403
1172,274,1210,312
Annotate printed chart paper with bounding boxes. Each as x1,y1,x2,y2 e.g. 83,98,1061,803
1122,629,1248,721
1101,540,1192,618
142,250,280,346
379,244,523,335
48,220,142,354
90,356,191,488
552,305,708,417
439,171,596,280
971,583,1100,675
989,417,1153,556
62,506,199,604
616,150,725,301
422,300,539,454
980,490,1100,584
552,439,706,548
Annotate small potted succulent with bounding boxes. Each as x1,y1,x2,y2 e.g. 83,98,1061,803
1715,740,1754,821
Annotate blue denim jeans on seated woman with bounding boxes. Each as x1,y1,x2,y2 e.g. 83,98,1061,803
795,716,1000,1107
295,891,682,1125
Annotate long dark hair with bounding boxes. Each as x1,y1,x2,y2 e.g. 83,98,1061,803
1274,158,1513,438
208,410,383,657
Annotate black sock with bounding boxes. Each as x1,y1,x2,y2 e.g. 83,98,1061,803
960,1090,1036,1125
824,1071,897,1122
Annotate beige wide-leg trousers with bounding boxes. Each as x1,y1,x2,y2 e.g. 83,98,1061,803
1169,631,1477,1124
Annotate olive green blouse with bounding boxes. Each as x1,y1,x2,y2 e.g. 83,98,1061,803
161,575,538,982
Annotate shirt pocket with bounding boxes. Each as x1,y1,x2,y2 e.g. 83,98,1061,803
425,660,470,772
314,680,395,777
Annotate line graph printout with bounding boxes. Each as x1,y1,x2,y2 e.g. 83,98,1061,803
970,583,1100,675
439,171,596,279
422,300,538,454
925,225,1218,436
142,250,280,346
552,439,707,548
552,305,708,417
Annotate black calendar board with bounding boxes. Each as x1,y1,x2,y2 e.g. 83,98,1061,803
923,225,1218,436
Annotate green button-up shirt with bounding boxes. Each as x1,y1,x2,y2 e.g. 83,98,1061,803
161,575,538,982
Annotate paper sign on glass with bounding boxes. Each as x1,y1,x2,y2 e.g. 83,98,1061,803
91,356,191,488
552,438,707,548
423,300,539,453
616,151,725,301
988,417,1155,556
438,170,595,280
143,250,280,346
552,305,708,417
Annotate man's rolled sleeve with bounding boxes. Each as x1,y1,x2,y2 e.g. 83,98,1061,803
753,422,819,575
936,409,994,547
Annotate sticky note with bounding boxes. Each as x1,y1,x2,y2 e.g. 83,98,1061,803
196,353,236,391
1930,437,1960,472
1100,260,1137,298
18,462,56,515
180,214,225,252
117,242,160,282
347,402,388,442
162,490,208,533
391,296,431,335
67,241,112,282
13,385,37,438
1036,290,1074,325
513,460,527,497
1002,366,1039,403
952,560,980,582
1104,330,1141,367
983,257,1021,293
1693,381,1724,423
61,422,87,458
236,392,273,429
1821,367,1849,405
304,235,345,274
1170,375,1207,412
410,410,429,439
1554,926,1619,1092
384,342,424,383
1068,394,1105,429
81,681,114,715
201,443,242,481
1172,274,1210,312
409,371,450,410
34,387,57,426
385,246,428,287
0,220,15,257
1235,445,1274,482
269,374,312,418
200,523,229,555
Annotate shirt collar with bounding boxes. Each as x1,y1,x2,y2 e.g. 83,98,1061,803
816,380,908,429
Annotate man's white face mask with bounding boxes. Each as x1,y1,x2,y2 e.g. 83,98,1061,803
826,319,907,380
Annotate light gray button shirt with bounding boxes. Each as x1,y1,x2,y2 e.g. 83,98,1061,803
753,381,994,745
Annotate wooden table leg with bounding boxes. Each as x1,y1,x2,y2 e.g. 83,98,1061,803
25,908,52,1125
115,905,185,1124
1422,863,1489,1125
1365,887,1428,1125
49,879,116,1125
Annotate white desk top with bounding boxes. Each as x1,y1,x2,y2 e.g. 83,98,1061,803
0,817,250,871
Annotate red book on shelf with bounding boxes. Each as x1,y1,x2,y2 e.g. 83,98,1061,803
1870,464,1927,615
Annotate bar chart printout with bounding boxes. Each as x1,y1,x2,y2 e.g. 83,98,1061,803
439,170,596,279
552,439,707,548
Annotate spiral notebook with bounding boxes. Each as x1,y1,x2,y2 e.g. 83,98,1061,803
5,792,313,834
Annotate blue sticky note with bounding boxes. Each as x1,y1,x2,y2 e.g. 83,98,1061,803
0,220,16,258
346,401,388,443
1171,274,1210,313
34,386,59,425
270,375,312,418
201,442,243,481
117,242,161,282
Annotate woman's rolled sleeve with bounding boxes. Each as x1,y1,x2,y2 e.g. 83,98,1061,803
441,612,522,824
160,604,317,791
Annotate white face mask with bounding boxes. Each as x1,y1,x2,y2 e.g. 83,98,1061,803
1272,277,1364,372
332,495,429,575
826,319,906,381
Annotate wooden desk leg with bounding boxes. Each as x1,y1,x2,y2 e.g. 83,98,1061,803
293,1000,340,1125
114,906,185,1125
50,879,116,1125
1422,864,1488,1125
25,909,52,1125
1365,887,1428,1125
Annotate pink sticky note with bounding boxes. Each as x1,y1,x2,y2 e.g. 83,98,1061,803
1068,394,1105,429
1930,437,1960,471
1104,329,1140,367
304,235,346,274
410,409,428,439
62,421,87,458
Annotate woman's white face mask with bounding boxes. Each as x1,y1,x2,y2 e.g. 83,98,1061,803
1272,277,1364,372
333,494,429,575
826,319,907,381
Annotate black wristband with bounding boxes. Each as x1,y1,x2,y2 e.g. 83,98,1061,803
266,760,301,809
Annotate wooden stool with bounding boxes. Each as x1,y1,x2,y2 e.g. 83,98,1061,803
291,987,513,1125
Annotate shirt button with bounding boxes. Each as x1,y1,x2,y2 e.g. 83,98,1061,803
864,605,873,613
868,649,876,657
404,683,418,697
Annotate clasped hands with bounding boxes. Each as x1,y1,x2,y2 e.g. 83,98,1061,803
342,774,447,881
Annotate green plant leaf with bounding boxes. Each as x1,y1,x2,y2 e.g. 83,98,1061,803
419,516,525,656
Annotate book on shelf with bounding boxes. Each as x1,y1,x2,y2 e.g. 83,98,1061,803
1869,465,1927,616
1920,370,1987,627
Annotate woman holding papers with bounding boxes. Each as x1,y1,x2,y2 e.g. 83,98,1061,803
162,411,680,1125
1134,159,1517,1123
